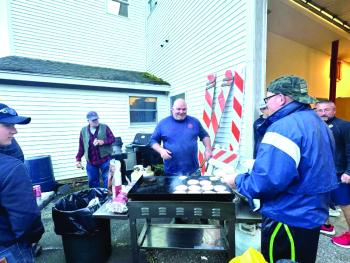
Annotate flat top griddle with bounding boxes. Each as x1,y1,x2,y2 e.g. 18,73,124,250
127,176,235,202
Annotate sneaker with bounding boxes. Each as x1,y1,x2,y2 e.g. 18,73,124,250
320,224,335,235
329,208,341,217
332,231,350,248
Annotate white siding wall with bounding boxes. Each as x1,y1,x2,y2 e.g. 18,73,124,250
0,84,168,180
0,1,12,57
146,1,267,160
9,0,147,71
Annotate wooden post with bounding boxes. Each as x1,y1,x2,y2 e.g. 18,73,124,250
329,40,338,102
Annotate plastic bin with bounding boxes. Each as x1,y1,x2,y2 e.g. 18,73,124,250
24,155,57,192
52,188,111,263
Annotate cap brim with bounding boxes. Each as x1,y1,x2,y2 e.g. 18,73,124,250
0,116,31,125
293,95,318,104
88,118,99,121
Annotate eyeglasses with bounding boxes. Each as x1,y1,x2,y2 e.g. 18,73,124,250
263,94,279,104
0,107,17,116
315,108,333,113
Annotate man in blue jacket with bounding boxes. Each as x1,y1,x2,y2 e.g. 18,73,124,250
225,76,337,263
0,138,24,162
150,98,212,176
0,103,44,262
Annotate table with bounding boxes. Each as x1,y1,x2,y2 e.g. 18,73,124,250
36,191,55,210
93,199,129,220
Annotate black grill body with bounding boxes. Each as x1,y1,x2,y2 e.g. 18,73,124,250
128,133,162,167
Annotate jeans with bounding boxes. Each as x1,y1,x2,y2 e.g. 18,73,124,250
0,243,34,263
86,159,110,188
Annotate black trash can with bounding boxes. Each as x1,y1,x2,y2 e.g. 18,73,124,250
52,188,111,263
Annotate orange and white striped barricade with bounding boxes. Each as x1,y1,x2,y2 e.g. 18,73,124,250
209,69,234,144
229,68,245,152
198,73,217,174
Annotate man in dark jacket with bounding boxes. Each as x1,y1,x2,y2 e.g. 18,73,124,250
225,76,337,263
0,138,24,162
315,100,350,248
0,103,44,262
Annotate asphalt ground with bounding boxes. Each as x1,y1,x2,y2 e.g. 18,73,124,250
35,183,350,263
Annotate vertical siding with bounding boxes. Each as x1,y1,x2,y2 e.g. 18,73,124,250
0,84,168,180
9,0,147,71
146,0,267,160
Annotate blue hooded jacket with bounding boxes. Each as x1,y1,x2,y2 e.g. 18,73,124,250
0,154,44,248
235,101,337,228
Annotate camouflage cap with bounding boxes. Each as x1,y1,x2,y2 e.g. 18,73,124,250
267,75,318,104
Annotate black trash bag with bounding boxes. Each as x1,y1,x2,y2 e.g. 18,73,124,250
52,188,109,236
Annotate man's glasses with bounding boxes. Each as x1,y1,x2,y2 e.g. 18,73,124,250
0,107,17,116
315,108,332,113
263,94,279,104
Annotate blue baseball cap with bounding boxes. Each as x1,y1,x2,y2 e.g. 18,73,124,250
86,111,99,121
0,103,31,125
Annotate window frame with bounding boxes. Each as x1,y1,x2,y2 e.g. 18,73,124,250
107,0,129,18
129,96,158,125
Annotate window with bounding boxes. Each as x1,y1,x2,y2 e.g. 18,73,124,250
129,96,157,124
148,0,157,14
107,0,128,17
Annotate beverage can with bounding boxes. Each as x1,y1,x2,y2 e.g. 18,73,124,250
33,185,42,198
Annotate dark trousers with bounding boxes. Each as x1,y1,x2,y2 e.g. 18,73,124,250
261,217,320,263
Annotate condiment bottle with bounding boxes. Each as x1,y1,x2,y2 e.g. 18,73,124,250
110,160,122,201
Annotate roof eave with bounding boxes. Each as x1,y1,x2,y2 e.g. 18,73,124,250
0,70,170,93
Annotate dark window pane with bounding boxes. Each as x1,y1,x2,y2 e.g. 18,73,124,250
129,96,157,123
119,3,128,17
130,111,156,123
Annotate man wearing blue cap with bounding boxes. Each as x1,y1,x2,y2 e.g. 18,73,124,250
224,76,337,262
0,103,44,262
76,111,115,188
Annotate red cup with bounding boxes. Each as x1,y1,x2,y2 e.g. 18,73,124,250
112,185,122,201
33,185,42,198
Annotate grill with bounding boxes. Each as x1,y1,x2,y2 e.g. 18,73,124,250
126,176,238,262
128,176,235,202
111,136,123,155
126,133,162,168
93,175,261,263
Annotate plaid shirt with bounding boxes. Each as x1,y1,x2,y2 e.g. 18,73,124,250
76,125,115,166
